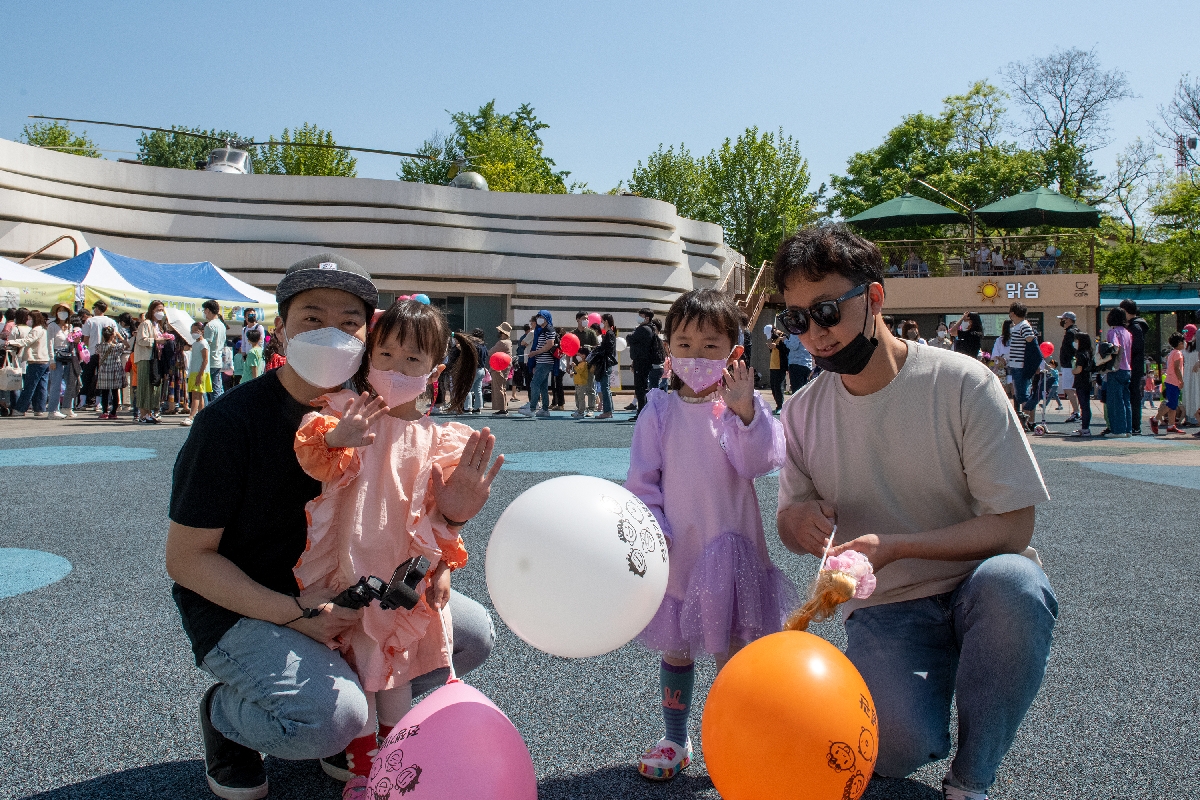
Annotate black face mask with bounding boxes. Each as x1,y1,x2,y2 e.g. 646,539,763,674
811,295,878,375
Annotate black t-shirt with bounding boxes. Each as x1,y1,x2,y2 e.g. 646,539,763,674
1060,325,1079,369
953,328,983,357
169,370,321,664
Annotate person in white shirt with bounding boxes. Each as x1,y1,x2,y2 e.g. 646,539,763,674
773,225,1055,800
80,301,119,411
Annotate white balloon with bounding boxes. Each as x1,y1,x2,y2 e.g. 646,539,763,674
763,324,773,338
616,337,628,353
486,476,669,658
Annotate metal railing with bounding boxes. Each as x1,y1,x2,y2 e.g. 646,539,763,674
20,235,80,266
874,234,1096,278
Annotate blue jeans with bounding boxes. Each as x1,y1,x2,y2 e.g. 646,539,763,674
1105,369,1132,434
200,590,495,758
1011,365,1035,413
208,367,224,402
16,362,50,413
845,554,1057,793
47,360,80,413
465,367,485,411
596,364,613,413
530,363,552,412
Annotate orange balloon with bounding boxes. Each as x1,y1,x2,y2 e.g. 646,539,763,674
701,631,878,800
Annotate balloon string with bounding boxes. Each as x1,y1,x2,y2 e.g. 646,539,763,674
439,604,457,683
818,524,837,572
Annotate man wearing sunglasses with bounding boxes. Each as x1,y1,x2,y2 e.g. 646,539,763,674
773,226,1056,800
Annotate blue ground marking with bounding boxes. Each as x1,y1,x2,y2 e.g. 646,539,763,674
1078,462,1200,492
502,447,632,481
0,548,73,599
0,446,156,467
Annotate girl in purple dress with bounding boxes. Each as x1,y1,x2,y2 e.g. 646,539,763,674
625,289,796,781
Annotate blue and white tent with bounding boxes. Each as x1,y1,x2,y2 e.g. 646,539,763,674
43,248,276,322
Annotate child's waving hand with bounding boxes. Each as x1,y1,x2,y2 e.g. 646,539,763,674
324,392,390,449
720,359,756,425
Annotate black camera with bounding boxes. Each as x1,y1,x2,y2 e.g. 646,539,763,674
330,556,431,611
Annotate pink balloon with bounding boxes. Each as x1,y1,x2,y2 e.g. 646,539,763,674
368,681,536,800
586,312,602,326
1039,341,1054,357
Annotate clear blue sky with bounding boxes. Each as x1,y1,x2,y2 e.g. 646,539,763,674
1,0,1193,196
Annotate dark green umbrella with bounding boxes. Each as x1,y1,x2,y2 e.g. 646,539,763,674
974,187,1099,228
845,193,968,230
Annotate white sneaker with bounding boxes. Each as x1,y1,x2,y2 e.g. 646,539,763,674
535,410,551,418
10,410,25,417
50,411,66,419
638,737,691,781
943,776,987,800
517,406,534,417
66,410,77,418
517,403,530,413
33,411,46,417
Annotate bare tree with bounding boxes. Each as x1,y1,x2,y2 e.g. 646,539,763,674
1002,47,1134,154
1102,139,1163,241
1155,74,1200,169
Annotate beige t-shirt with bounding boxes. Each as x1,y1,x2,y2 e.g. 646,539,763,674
779,341,1049,615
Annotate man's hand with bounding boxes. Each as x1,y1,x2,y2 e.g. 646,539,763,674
719,360,756,425
286,592,363,646
431,427,504,524
324,392,390,449
829,534,899,571
777,500,837,556
425,561,451,610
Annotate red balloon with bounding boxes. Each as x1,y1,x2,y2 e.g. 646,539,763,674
489,352,512,371
560,333,581,357
1039,341,1054,357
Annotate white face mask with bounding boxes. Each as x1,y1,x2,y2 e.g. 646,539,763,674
937,330,947,339
57,311,69,320
284,326,365,388
536,317,546,327
154,311,165,321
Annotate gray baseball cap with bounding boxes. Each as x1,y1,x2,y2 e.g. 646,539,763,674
1057,311,1077,321
276,252,377,311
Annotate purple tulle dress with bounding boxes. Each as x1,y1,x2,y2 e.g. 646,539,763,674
626,388,797,659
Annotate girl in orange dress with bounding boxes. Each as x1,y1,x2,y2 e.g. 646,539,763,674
292,300,487,790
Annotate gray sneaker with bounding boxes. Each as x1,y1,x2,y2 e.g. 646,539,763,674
517,406,534,417
535,410,551,418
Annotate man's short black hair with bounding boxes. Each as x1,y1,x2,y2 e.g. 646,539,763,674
92,300,108,313
202,299,221,316
576,311,587,320
638,308,654,319
1119,299,1139,316
772,224,884,294
1009,302,1028,318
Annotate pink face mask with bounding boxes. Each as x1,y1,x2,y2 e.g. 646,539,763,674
368,366,432,407
671,356,729,393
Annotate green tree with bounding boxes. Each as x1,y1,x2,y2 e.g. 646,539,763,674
626,144,706,217
138,126,242,169
1151,174,1200,281
254,123,356,177
400,101,570,193
21,121,101,158
702,127,820,268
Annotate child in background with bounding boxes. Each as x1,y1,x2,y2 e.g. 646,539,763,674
93,326,130,420
570,354,595,418
293,300,495,799
1143,371,1157,408
183,322,210,427
625,289,794,781
241,328,264,382
1043,358,1062,410
230,338,244,386
1151,333,1187,434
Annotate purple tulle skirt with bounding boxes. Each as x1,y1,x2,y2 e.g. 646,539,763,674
637,532,799,658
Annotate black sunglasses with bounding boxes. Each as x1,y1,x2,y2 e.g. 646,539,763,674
778,284,870,336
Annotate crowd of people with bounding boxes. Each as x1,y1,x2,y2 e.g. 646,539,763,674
0,300,285,425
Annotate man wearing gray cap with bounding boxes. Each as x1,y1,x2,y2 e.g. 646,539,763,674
1057,312,1081,423
165,253,498,799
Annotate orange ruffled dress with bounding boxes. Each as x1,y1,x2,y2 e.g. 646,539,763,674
293,389,473,693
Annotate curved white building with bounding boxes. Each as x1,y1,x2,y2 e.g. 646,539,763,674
0,137,742,339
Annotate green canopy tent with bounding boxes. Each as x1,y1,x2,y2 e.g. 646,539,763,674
974,187,1100,228
845,193,968,230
